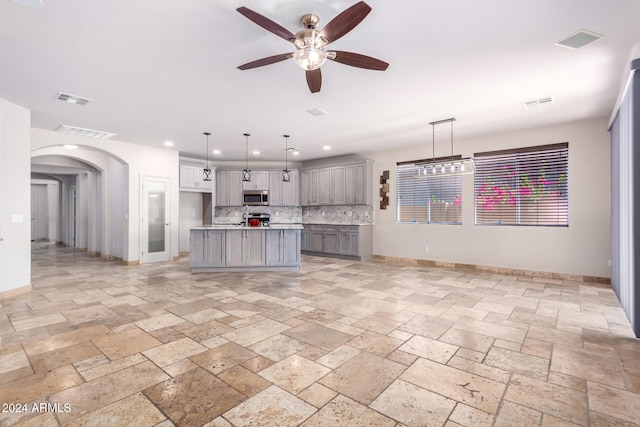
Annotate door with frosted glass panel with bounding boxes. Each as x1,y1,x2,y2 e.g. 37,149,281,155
141,176,171,263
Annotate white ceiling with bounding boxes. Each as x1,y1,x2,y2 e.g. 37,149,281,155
2,0,640,162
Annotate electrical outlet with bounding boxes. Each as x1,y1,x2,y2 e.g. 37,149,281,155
424,245,429,252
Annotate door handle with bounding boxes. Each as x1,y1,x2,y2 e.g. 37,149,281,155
165,223,170,226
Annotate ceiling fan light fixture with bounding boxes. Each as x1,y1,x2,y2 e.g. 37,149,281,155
293,46,327,71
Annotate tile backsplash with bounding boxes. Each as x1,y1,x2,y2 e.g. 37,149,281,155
213,205,374,225
302,205,374,225
214,206,302,224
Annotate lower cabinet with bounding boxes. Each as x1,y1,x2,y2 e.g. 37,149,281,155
301,224,372,261
266,229,301,266
190,229,225,267
226,229,266,267
190,228,301,271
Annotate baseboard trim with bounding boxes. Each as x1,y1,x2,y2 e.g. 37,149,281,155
371,255,611,285
0,284,32,300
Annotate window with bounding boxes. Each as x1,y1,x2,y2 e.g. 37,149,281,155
474,143,568,226
397,158,462,224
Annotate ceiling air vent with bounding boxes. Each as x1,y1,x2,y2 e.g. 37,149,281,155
306,107,328,117
523,97,554,109
555,30,602,49
56,125,116,139
56,92,92,105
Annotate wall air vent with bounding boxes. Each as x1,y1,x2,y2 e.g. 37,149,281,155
56,125,116,139
555,30,602,49
523,97,554,109
55,92,92,105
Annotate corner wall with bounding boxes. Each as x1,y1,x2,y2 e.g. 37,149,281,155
0,98,31,296
365,118,611,279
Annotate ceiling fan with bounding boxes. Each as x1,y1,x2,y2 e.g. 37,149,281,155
236,1,389,93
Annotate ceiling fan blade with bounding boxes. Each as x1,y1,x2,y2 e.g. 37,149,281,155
306,69,322,93
237,7,295,42
238,53,293,70
319,1,372,44
328,50,389,71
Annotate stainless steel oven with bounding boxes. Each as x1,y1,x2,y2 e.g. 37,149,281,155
242,190,269,206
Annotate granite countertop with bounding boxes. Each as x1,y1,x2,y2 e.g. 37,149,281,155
192,223,304,230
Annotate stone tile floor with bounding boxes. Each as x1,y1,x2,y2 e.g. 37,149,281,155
1,243,639,426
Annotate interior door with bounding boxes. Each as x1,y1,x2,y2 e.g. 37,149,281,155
31,191,36,241
141,176,171,263
69,186,76,247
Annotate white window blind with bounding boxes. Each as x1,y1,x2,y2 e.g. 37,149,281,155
474,143,569,226
397,159,462,224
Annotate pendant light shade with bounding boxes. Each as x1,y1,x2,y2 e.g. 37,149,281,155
242,133,252,182
415,118,475,177
203,132,212,181
282,134,291,182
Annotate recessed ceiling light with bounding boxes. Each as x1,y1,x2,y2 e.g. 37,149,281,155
555,30,602,49
252,150,260,155
56,92,91,105
63,144,78,150
292,151,300,156
163,141,174,147
57,124,116,139
213,149,221,155
323,145,331,150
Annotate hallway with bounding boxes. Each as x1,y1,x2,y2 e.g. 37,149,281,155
1,244,639,426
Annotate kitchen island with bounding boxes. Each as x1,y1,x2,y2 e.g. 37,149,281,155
189,224,302,272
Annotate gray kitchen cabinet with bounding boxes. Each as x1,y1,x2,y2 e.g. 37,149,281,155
323,228,340,254
317,167,332,205
266,229,300,266
180,165,214,192
301,169,318,206
190,229,225,267
226,229,265,266
242,170,269,191
269,169,299,207
302,224,372,260
338,226,359,256
331,165,346,205
216,170,243,206
301,160,372,206
282,169,299,206
301,228,311,251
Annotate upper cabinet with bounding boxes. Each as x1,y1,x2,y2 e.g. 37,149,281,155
216,169,299,207
216,170,243,206
180,165,214,192
242,171,269,191
301,160,372,206
269,170,299,207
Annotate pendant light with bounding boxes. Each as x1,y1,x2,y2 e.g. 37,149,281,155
416,118,474,177
203,132,212,181
282,134,291,182
242,133,251,182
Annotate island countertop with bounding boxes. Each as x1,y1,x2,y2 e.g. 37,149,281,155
191,223,304,230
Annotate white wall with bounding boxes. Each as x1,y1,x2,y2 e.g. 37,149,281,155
0,98,31,295
31,129,180,263
366,118,611,278
179,191,203,253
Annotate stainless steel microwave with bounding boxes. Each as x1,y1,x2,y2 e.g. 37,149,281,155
243,190,269,206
